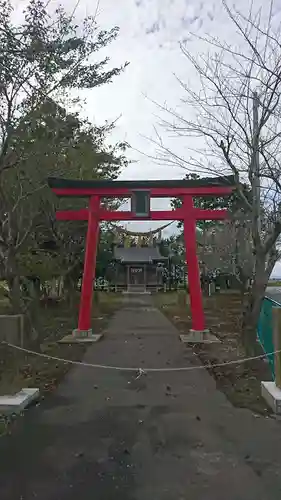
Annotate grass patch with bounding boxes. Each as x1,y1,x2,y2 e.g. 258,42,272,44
268,280,281,287
156,291,273,415
155,291,191,329
0,296,10,314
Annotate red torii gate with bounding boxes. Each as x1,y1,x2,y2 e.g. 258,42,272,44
48,175,235,337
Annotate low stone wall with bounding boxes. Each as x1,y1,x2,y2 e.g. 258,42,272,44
0,314,24,347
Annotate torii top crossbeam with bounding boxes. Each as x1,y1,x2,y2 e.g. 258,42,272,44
48,175,235,336
48,174,234,195
48,175,235,222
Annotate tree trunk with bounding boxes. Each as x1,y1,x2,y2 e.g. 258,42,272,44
242,252,268,354
50,278,58,298
8,275,22,314
4,247,23,313
64,276,77,307
58,276,64,298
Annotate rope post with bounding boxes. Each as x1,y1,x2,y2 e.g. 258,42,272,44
273,307,281,388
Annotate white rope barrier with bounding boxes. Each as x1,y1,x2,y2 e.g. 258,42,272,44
1,340,279,374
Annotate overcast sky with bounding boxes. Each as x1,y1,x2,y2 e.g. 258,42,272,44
14,1,281,276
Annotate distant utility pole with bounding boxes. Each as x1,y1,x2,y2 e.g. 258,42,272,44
252,91,261,235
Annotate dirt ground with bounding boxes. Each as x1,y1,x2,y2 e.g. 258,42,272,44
156,292,273,415
0,293,121,434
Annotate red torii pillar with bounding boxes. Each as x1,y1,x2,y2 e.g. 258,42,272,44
183,195,206,332
74,195,100,336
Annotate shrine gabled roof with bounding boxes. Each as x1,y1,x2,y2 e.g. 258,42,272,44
114,246,167,263
48,175,235,190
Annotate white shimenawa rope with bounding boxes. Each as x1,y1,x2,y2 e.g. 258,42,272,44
1,340,279,374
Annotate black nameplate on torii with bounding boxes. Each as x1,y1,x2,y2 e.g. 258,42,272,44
131,190,150,217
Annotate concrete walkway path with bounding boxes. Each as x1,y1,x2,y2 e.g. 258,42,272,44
1,295,281,499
